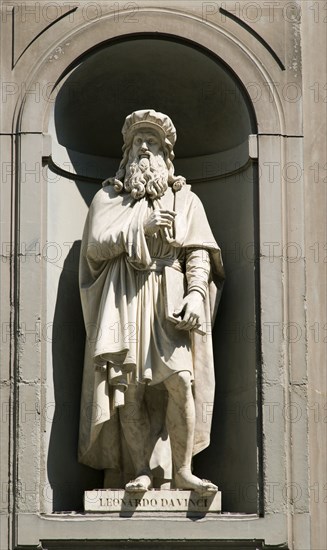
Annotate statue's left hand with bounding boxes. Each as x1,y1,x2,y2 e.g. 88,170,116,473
174,291,203,331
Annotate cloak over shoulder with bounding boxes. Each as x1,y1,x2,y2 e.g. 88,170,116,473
78,184,224,477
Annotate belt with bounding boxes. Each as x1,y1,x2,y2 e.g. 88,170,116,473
135,257,183,273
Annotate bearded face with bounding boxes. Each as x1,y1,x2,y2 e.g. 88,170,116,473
123,130,169,200
124,152,169,200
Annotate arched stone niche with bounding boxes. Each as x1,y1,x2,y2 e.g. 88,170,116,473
46,35,258,513
12,5,306,547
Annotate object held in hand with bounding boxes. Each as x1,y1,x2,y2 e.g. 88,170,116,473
163,266,206,335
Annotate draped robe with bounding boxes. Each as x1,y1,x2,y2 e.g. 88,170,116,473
78,183,224,484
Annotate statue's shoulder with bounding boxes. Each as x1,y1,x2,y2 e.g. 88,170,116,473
91,183,128,207
178,184,202,205
94,183,116,200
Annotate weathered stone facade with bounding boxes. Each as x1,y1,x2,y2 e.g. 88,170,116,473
0,2,326,548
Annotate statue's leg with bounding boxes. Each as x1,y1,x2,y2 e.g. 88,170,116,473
164,371,218,496
119,383,152,491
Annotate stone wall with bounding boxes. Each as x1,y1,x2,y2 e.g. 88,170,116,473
0,2,326,548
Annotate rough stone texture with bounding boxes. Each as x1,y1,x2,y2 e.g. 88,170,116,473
0,1,325,549
302,4,327,549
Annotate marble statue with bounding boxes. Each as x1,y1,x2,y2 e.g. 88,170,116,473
78,110,224,496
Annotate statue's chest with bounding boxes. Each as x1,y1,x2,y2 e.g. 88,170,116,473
147,188,175,213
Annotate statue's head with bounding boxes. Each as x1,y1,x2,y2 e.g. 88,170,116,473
106,110,185,199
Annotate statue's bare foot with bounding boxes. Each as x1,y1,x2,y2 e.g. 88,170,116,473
125,474,152,492
175,468,218,496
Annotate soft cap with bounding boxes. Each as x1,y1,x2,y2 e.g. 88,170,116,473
122,109,177,147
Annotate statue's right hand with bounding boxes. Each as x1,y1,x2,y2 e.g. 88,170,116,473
144,209,176,237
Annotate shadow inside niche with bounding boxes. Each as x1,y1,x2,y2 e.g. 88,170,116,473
47,240,103,512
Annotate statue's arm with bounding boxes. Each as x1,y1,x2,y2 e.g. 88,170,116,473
185,248,210,298
82,197,130,264
174,248,211,331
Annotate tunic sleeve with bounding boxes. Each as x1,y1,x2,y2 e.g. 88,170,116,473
185,248,211,298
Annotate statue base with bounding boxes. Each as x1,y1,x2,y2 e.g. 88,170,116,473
84,489,221,513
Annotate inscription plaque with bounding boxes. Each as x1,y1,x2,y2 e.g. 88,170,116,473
84,489,221,513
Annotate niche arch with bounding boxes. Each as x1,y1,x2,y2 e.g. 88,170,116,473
45,34,259,513
13,7,294,542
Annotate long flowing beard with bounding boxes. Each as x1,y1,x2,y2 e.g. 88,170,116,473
124,153,169,200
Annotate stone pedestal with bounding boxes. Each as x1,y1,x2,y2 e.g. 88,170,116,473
84,489,221,514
